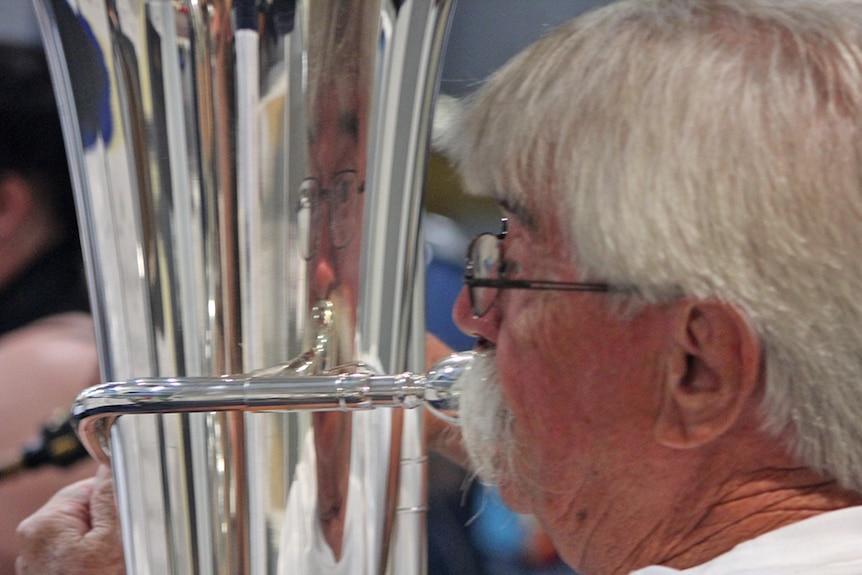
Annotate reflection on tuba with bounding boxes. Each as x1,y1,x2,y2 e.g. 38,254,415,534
33,0,459,573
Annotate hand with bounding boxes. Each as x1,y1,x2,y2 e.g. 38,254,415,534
16,464,125,575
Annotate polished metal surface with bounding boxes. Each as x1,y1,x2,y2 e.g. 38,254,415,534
33,0,457,573
74,351,470,464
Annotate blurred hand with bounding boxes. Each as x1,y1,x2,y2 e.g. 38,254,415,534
16,464,124,575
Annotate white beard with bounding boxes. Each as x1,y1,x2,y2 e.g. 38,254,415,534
458,351,516,485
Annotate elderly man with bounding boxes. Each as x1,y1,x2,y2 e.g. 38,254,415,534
16,0,862,574
450,0,862,573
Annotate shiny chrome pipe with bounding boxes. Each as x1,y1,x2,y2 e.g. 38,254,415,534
75,351,468,464
33,0,458,573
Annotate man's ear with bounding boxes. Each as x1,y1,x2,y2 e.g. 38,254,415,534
654,299,762,449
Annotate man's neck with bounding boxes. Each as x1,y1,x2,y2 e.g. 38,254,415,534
566,434,862,575
655,466,862,570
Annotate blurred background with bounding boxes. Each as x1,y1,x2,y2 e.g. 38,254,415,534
0,0,97,573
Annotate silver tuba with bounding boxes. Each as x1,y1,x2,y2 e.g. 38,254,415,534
33,0,461,573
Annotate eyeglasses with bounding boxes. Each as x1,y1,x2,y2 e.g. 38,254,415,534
297,169,365,260
463,218,614,317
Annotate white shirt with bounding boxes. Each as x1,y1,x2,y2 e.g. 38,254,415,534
631,506,862,574
276,410,391,575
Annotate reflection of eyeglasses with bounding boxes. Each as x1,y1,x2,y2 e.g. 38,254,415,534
297,169,365,260
464,218,615,318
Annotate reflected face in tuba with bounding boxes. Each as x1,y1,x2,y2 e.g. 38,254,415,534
302,92,366,350
301,0,376,361
300,1,377,562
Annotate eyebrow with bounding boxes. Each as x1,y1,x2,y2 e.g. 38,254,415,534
338,112,360,141
496,197,536,231
306,111,360,145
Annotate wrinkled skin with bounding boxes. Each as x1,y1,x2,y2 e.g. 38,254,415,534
16,465,124,575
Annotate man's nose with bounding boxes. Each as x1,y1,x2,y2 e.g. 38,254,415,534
312,254,337,301
452,285,500,344
310,213,338,301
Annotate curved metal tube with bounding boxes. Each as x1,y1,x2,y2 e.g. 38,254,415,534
75,352,469,464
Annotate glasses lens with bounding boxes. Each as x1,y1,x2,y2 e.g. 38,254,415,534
469,233,501,316
297,178,320,260
329,171,359,249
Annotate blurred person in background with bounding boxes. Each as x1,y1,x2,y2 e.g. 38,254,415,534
0,36,97,575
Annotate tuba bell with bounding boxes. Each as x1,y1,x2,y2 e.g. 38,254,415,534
33,0,459,573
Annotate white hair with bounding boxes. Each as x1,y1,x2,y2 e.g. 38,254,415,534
449,0,862,493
